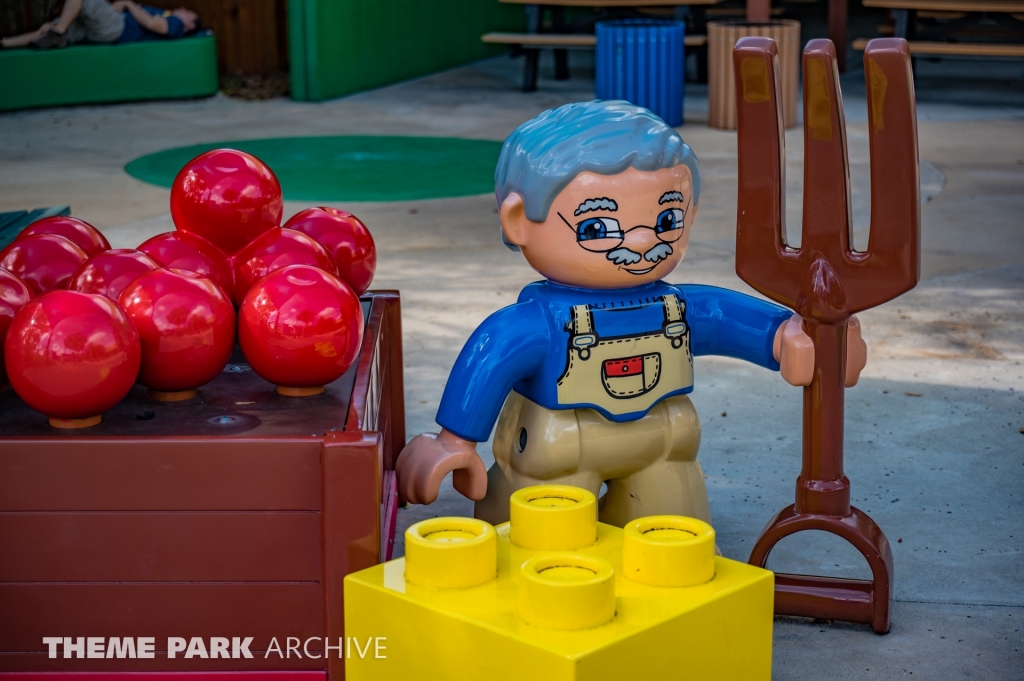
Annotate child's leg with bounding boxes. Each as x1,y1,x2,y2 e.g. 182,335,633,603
1,25,50,48
599,395,708,527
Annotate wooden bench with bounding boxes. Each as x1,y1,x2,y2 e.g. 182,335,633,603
489,0,721,92
482,32,708,92
858,0,1024,60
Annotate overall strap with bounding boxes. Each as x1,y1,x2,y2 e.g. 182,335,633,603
661,294,685,323
568,304,597,357
570,304,594,336
661,294,688,347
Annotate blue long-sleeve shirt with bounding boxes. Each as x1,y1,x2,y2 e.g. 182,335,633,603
436,280,790,442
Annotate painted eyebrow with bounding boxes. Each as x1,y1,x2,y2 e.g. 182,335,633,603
574,197,618,216
659,191,686,205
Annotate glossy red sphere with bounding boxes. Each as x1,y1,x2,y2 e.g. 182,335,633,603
69,249,161,301
0,267,33,384
171,149,284,254
137,231,234,299
5,291,140,419
0,234,89,295
238,265,363,389
284,207,377,295
118,268,236,393
230,227,337,305
17,216,110,257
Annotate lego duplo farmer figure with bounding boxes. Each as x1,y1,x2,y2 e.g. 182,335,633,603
397,100,867,527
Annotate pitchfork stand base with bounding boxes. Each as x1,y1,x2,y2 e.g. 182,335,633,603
748,503,894,634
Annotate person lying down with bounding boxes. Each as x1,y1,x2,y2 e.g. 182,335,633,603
1,0,199,49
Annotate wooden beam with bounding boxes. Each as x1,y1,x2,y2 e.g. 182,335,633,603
853,37,1024,55
863,0,1024,12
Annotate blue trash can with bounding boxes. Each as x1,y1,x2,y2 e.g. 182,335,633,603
595,19,685,127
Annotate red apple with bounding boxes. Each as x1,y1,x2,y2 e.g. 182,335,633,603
0,267,33,384
230,227,337,305
238,264,363,395
138,231,233,299
119,268,236,400
17,216,110,256
69,249,161,301
5,290,140,427
284,207,376,295
171,148,283,254
0,234,89,295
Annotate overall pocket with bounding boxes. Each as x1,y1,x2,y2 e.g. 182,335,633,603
601,352,661,398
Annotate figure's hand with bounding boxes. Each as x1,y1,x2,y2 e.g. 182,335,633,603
111,1,130,10
773,314,868,387
844,316,867,387
774,314,815,386
396,429,487,505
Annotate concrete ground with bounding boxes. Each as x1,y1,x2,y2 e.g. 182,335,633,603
1,50,1022,679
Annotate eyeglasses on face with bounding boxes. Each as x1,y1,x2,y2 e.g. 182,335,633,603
558,208,687,253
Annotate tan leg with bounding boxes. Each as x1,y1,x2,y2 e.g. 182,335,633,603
475,391,599,525
601,458,711,527
475,461,601,525
599,395,707,527
474,392,706,529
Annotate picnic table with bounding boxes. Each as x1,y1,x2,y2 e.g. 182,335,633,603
855,0,1024,57
484,0,723,91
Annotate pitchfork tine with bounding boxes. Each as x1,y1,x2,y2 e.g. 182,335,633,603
734,37,802,309
801,40,853,262
848,38,921,312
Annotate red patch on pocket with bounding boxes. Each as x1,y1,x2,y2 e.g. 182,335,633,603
604,356,643,377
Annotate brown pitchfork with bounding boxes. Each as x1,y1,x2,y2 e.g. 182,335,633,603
733,37,920,633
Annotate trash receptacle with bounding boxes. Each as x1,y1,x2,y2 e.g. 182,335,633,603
596,19,685,127
707,19,801,129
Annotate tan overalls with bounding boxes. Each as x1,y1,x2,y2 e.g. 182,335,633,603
475,294,709,528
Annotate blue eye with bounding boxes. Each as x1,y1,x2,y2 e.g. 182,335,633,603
576,217,621,241
655,208,685,234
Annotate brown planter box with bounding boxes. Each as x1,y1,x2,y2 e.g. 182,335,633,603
708,19,801,130
0,291,405,681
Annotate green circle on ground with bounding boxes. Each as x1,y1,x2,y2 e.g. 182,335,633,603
125,136,504,202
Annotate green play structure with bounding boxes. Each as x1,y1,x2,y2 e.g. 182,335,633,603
288,0,525,101
0,34,218,112
0,1,522,110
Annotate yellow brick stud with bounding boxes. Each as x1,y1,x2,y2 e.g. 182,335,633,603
509,485,598,551
404,517,497,588
518,553,616,630
622,515,716,587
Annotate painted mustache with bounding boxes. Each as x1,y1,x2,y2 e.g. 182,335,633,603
607,243,674,267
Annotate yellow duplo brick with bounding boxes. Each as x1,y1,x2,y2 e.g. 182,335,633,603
345,486,774,681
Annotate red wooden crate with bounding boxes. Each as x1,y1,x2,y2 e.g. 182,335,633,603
0,292,405,681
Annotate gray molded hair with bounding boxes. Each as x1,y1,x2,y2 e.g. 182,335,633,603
494,100,701,248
